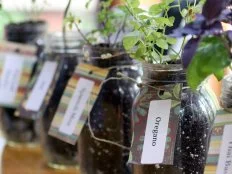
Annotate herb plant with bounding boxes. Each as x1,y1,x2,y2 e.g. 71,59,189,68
65,0,128,47
122,0,202,64
173,0,232,89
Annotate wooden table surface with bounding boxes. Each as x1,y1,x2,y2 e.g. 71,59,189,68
2,146,80,174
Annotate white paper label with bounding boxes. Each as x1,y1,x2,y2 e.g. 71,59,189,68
59,77,94,135
141,100,172,164
0,53,24,104
25,61,58,111
216,124,232,174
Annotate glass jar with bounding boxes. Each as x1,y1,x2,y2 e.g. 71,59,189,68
39,32,81,169
0,20,47,147
78,44,140,174
5,20,47,58
132,63,216,174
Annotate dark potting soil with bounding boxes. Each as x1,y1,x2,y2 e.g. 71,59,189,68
174,88,213,174
132,88,213,174
131,63,214,174
5,20,47,44
0,108,38,144
40,55,78,166
79,51,140,174
0,21,46,145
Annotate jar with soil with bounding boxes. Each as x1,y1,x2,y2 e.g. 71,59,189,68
39,32,81,169
0,20,47,147
5,20,47,57
131,63,216,174
78,44,141,174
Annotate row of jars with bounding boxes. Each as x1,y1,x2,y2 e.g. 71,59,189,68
0,21,217,174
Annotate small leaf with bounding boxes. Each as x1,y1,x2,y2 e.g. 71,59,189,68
130,0,140,8
156,39,168,49
166,37,177,45
181,9,188,18
173,84,181,99
159,91,172,99
151,51,160,59
138,15,150,20
123,36,139,50
135,42,146,58
155,17,173,27
133,7,146,14
130,21,140,29
149,4,163,15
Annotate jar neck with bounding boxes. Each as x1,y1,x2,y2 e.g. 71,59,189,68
46,32,82,54
84,44,135,68
141,63,186,85
221,73,232,111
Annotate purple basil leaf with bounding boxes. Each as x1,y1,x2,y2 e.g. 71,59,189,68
171,15,205,37
181,37,200,68
203,21,223,35
202,0,229,21
219,9,232,23
171,24,202,36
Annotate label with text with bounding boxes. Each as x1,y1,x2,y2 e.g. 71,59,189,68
0,53,23,105
25,61,58,111
216,124,232,174
48,63,109,145
141,100,172,164
59,78,94,135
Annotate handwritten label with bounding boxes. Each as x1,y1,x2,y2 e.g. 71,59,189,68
141,100,171,164
216,124,232,174
25,61,58,111
0,53,24,104
59,78,94,135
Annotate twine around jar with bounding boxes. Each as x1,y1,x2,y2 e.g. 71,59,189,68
85,65,176,150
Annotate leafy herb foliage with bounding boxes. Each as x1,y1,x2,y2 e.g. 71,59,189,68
65,0,128,46
174,0,232,89
122,0,200,64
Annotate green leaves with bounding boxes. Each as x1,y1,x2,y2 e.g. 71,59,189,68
135,42,146,58
122,0,180,63
156,39,168,49
173,84,181,99
166,37,177,45
149,4,163,15
187,36,231,89
126,0,140,8
123,36,139,50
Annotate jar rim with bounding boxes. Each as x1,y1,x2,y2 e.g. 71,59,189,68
142,62,183,72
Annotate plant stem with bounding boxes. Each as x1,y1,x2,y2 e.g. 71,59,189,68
170,48,181,59
62,0,72,52
124,0,148,36
74,23,91,45
113,14,128,46
174,36,186,60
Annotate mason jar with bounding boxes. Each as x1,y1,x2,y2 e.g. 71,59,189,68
132,63,216,174
39,32,82,169
78,44,140,174
0,21,47,147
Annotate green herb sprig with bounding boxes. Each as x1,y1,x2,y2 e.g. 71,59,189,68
65,0,128,47
122,0,203,64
